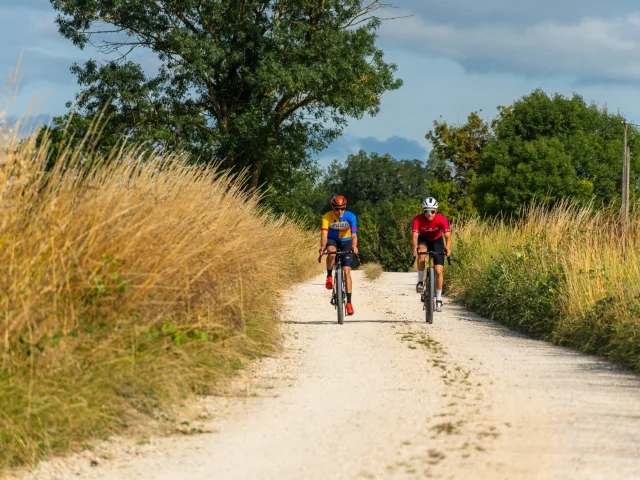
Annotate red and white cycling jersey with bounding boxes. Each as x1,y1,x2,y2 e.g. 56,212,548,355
412,213,450,241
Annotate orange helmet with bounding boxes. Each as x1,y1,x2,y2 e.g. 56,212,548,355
331,195,347,208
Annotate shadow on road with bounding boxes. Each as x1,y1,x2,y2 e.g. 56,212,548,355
445,302,640,382
284,319,409,325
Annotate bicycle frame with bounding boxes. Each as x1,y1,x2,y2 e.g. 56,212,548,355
416,250,450,324
318,250,356,325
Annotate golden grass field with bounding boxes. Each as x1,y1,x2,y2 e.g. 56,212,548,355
0,99,318,468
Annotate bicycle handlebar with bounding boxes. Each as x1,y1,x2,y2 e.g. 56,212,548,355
317,250,360,264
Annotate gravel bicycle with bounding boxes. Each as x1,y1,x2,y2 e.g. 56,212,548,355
414,249,450,324
318,250,358,324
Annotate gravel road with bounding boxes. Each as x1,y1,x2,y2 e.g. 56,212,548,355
16,272,640,480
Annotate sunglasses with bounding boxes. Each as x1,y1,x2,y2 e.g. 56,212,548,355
333,207,346,211
423,209,436,215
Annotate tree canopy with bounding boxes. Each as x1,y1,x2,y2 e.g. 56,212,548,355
48,0,402,188
424,90,640,218
323,150,430,213
475,90,640,216
425,111,491,217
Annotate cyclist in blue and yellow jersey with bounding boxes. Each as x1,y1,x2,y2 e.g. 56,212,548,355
319,195,358,316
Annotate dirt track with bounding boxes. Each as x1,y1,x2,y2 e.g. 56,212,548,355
18,272,640,479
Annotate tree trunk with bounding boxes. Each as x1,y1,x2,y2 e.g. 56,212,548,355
249,143,272,190
250,160,263,190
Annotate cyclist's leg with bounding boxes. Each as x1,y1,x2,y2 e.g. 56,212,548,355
435,262,444,312
343,266,352,292
416,238,428,290
433,236,446,290
417,238,428,271
340,240,355,314
341,239,354,294
435,264,444,290
432,237,446,309
324,239,338,289
326,239,338,271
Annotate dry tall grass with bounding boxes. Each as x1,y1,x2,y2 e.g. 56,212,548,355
448,202,640,370
362,263,383,281
0,110,317,468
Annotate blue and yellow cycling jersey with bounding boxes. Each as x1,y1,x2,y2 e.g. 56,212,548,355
321,211,358,240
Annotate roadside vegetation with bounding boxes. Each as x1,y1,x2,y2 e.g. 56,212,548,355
362,263,383,281
0,116,317,469
447,203,640,371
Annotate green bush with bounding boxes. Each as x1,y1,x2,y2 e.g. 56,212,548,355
449,242,563,338
561,295,640,370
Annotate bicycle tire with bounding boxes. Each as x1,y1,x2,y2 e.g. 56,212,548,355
336,268,344,325
342,274,347,320
425,267,435,324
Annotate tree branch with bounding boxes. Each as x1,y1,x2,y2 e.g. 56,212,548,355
197,1,218,39
195,123,216,136
169,2,202,36
280,95,317,120
202,77,224,127
342,1,408,29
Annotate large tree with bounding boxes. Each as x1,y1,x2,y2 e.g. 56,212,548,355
425,111,491,217
422,151,462,218
475,90,640,216
323,150,429,213
49,0,402,188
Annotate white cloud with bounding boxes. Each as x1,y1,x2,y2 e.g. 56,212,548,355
381,13,640,82
395,0,638,27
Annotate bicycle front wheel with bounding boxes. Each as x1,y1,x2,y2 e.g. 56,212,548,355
336,268,344,325
425,267,435,324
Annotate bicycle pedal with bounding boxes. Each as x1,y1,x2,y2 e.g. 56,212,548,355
330,296,337,306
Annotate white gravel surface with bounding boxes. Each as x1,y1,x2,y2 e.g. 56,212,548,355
13,272,640,480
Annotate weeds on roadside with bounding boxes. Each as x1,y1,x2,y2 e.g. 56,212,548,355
448,202,640,370
362,263,383,281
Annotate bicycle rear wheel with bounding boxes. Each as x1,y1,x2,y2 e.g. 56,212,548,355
425,267,435,324
336,268,344,325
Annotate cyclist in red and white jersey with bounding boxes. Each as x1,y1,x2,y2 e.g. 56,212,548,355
412,197,452,312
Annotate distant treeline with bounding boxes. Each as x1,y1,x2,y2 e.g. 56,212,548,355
278,89,640,271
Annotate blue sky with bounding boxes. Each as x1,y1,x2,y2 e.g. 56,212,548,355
3,0,640,165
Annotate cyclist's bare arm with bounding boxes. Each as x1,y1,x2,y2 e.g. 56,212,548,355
351,234,359,254
412,231,420,256
319,233,328,255
444,231,452,256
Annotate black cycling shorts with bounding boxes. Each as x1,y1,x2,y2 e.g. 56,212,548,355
326,238,354,268
418,236,446,266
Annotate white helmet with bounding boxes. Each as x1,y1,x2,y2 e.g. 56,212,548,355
422,197,438,210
